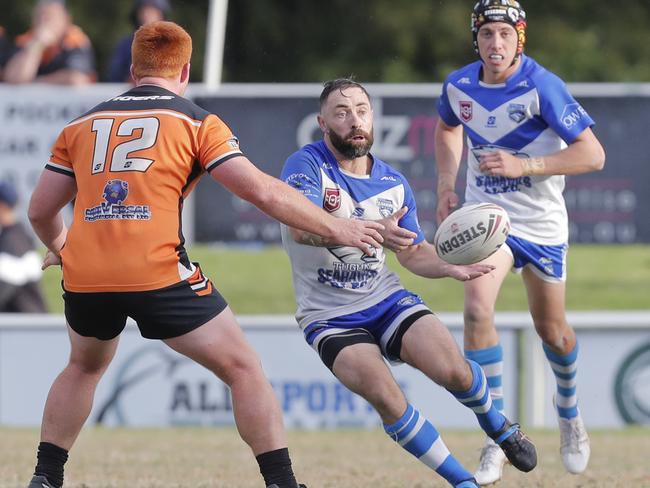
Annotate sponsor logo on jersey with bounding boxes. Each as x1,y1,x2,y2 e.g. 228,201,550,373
286,172,317,189
227,136,239,148
560,103,589,129
459,101,473,122
508,103,527,123
85,179,151,222
458,77,471,85
317,264,379,290
486,115,497,127
323,187,341,212
476,175,532,194
319,246,380,289
352,207,365,218
377,198,395,218
380,175,397,182
516,80,529,88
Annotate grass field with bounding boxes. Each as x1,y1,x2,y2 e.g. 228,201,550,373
2,427,649,487
41,244,650,314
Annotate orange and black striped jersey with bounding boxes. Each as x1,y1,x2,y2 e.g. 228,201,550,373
15,25,96,78
47,84,243,292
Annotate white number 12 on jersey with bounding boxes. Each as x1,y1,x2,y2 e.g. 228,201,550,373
90,117,160,174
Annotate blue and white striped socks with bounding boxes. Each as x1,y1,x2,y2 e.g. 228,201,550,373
465,344,504,413
384,403,473,486
450,359,505,435
543,341,579,419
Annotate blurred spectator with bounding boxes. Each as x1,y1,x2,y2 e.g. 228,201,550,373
108,0,170,82
3,0,96,85
0,181,48,313
0,26,13,80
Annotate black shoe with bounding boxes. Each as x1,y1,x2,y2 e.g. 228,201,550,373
490,419,537,472
27,475,57,488
266,484,307,488
455,478,479,488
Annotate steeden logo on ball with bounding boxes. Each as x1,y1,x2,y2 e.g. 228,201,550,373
434,203,510,265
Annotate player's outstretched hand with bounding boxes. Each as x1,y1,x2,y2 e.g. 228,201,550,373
41,250,61,270
377,206,417,252
332,218,384,256
436,190,459,224
443,262,495,281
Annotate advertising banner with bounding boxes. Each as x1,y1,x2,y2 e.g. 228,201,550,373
1,313,649,429
0,84,648,243
0,316,517,429
193,89,650,244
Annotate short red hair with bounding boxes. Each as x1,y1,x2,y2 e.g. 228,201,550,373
131,21,192,79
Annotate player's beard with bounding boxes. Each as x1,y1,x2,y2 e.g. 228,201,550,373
328,127,374,159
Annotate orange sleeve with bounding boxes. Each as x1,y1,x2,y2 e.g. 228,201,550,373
63,25,92,49
46,129,74,176
197,114,243,173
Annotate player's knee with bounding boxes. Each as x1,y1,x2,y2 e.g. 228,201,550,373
68,357,110,377
437,361,473,391
464,301,494,330
363,382,404,419
370,394,405,422
214,352,263,386
534,319,570,348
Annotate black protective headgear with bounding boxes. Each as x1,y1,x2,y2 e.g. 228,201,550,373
471,0,527,58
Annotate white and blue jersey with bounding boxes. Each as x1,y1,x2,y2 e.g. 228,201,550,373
438,54,595,245
281,140,425,329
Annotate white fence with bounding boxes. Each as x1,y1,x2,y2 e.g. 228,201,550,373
1,312,648,429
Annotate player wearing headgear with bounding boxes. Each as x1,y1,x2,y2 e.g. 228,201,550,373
281,78,538,488
435,0,605,484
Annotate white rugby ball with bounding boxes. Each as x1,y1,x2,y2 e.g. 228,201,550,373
434,203,510,265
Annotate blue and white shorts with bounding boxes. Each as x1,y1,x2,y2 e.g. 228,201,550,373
303,289,433,370
503,235,568,283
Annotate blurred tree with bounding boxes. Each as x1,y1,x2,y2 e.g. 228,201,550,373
1,0,648,83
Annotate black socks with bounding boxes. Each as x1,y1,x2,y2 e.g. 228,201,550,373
34,442,68,488
256,447,298,488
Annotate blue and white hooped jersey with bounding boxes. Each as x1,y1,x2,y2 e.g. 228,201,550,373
281,140,425,329
438,55,595,245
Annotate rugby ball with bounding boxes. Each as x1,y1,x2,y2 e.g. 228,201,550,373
434,203,510,265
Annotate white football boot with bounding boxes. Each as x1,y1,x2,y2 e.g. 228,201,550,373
558,410,590,474
474,437,507,485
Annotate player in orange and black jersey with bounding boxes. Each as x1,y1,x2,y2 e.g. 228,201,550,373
26,21,385,488
3,0,95,85
47,80,246,293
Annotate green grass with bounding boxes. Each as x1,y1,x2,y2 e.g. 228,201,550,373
41,244,650,314
2,427,649,487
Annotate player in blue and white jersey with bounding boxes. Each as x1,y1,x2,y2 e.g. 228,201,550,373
434,1,606,484
281,78,537,488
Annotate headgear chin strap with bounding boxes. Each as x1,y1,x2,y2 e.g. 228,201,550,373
471,0,527,66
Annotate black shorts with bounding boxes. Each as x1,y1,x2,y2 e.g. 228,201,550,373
63,265,228,340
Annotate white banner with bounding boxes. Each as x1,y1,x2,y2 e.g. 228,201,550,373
0,315,517,429
1,312,648,428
